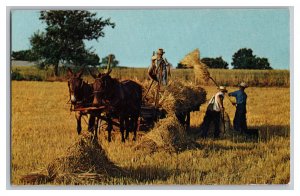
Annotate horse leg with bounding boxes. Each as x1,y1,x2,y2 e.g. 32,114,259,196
120,116,125,143
107,116,112,142
93,117,99,141
132,116,138,141
125,118,130,140
88,114,95,133
75,111,82,135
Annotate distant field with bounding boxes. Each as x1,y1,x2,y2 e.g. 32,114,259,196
11,65,290,87
11,81,290,185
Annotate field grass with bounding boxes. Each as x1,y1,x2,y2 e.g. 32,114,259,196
11,80,290,185
11,65,290,87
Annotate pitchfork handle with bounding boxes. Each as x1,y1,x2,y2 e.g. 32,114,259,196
209,76,235,106
142,79,155,101
209,76,219,87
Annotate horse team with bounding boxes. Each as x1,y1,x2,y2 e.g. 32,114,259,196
67,67,143,143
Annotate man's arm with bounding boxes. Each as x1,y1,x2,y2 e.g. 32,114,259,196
148,60,158,81
228,91,238,97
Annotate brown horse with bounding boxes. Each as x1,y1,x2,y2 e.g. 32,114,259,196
67,68,96,136
90,70,142,142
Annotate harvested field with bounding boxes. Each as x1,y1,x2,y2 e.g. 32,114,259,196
11,81,290,185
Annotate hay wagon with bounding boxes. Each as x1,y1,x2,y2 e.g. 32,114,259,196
71,101,170,133
71,79,206,135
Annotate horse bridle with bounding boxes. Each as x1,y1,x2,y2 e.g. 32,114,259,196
93,77,105,93
67,77,84,106
93,77,111,103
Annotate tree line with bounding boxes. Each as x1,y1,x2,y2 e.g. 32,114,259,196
177,48,272,70
11,10,272,77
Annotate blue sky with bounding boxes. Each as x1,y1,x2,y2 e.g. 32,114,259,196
11,8,290,69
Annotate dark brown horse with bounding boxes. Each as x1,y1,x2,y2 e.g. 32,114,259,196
90,70,142,142
67,68,96,136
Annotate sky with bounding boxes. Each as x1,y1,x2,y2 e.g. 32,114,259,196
11,8,290,69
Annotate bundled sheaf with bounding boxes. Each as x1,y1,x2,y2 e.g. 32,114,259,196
134,115,190,153
179,48,211,83
137,80,207,153
21,134,124,184
142,80,207,115
180,48,201,67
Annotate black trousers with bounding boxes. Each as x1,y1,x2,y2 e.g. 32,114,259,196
202,110,221,138
233,104,247,133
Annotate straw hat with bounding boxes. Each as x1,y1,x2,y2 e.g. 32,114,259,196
156,48,165,55
218,86,228,92
239,82,248,88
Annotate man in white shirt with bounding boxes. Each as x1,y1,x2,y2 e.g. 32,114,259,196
201,86,227,138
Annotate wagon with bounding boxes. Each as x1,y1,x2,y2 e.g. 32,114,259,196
71,102,168,132
72,101,194,137
70,76,201,138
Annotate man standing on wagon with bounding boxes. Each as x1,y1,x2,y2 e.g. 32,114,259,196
148,48,171,86
228,82,248,133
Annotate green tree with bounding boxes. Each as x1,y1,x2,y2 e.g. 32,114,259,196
176,63,186,69
254,57,272,70
201,57,229,69
232,48,272,69
30,10,115,76
101,54,119,68
11,50,38,61
84,52,101,66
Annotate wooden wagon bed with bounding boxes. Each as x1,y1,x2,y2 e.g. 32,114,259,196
72,103,192,132
71,104,165,131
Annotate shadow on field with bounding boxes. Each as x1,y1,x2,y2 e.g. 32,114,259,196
180,138,258,154
250,124,290,141
183,124,290,154
189,124,289,142
119,166,172,183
